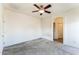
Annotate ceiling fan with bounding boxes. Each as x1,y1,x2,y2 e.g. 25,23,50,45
32,4,52,15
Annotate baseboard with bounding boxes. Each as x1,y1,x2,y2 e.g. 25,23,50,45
4,35,42,47
4,37,43,48
41,35,53,41
61,44,79,54
4,35,53,48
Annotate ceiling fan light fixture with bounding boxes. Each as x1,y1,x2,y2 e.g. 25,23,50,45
32,4,52,15
39,10,44,13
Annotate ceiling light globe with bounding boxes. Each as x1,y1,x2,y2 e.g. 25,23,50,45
39,10,44,13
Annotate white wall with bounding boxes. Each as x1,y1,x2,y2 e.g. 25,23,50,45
63,8,79,48
3,8,42,47
0,4,3,55
41,18,53,41
42,7,79,48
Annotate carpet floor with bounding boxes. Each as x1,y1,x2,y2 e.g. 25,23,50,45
3,38,73,55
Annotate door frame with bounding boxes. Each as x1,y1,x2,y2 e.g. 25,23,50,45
53,16,64,43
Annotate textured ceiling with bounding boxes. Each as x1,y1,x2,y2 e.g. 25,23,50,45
3,3,79,19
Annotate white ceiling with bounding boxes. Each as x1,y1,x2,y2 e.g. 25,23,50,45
4,3,79,19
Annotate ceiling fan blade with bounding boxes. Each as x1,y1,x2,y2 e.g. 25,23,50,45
45,10,51,13
34,4,40,9
32,10,39,12
40,13,43,15
44,4,51,9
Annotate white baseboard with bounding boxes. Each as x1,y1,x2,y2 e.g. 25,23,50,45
4,35,53,47
41,35,53,41
61,44,79,54
4,35,42,47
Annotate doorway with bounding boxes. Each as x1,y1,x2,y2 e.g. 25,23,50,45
53,17,63,43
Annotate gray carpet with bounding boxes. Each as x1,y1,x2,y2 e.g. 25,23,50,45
3,38,72,55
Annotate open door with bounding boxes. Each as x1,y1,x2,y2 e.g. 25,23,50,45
53,17,63,43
